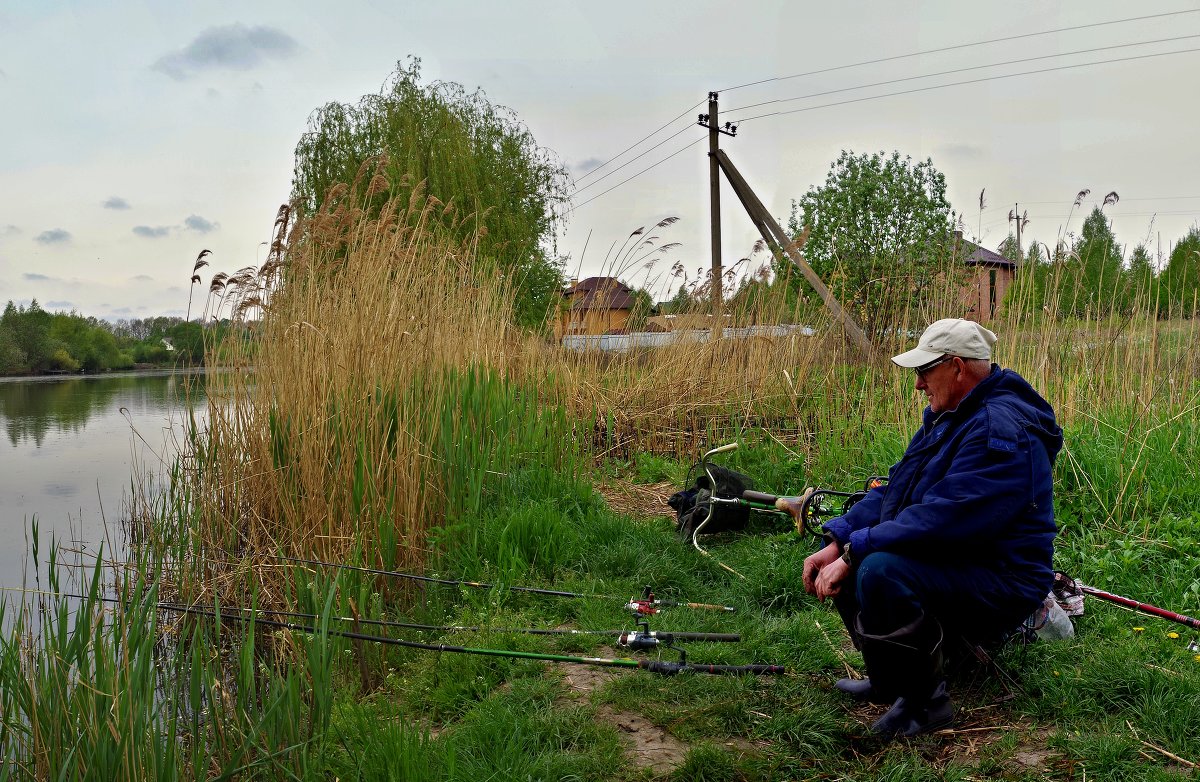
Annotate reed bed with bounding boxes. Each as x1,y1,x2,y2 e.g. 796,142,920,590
139,171,576,606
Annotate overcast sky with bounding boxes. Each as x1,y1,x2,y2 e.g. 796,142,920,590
2,0,1199,320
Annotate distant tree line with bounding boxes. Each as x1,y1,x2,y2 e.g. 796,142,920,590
0,301,213,376
1005,207,1200,320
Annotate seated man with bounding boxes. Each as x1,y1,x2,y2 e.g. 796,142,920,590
800,318,1062,738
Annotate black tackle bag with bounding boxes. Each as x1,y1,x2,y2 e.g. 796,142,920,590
667,464,755,539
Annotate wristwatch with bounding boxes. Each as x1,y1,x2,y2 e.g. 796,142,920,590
840,542,853,566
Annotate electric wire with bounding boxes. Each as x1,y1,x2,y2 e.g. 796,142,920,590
570,136,707,212
728,46,1200,125
577,8,1200,196
724,32,1200,116
573,99,706,184
573,123,698,196
572,46,1200,212
718,8,1200,92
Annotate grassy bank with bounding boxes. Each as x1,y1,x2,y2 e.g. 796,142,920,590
1,175,1197,779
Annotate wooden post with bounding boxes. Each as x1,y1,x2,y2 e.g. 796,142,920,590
708,92,723,321
713,149,877,360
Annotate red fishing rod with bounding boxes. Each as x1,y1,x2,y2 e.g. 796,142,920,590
1078,584,1200,630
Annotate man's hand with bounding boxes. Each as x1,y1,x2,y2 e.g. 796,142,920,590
814,556,850,601
802,540,841,596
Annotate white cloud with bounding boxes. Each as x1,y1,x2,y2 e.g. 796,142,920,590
103,196,131,210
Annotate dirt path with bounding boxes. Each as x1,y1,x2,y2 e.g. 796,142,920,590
557,660,692,777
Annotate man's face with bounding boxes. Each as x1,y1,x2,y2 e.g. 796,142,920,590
914,355,963,413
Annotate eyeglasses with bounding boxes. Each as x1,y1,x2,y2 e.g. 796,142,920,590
914,355,953,380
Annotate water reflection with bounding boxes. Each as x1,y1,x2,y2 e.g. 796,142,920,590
0,371,199,447
0,370,205,589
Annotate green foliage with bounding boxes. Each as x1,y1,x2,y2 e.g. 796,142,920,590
627,286,655,332
291,57,569,329
998,232,1021,262
0,304,197,376
1055,207,1128,317
786,150,959,338
1160,227,1200,316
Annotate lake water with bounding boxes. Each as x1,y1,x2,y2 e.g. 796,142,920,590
0,370,205,592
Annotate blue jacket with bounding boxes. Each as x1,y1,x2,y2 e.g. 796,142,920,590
823,366,1063,605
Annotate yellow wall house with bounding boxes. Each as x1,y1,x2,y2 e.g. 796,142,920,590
555,277,636,341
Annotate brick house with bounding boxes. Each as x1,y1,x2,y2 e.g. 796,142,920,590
955,232,1016,322
554,277,637,340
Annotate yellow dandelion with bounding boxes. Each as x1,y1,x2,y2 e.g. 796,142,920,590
1166,632,1180,639
1132,627,1145,633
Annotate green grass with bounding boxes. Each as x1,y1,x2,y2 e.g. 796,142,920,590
5,374,1200,780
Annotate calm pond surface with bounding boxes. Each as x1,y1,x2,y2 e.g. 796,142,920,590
0,369,206,592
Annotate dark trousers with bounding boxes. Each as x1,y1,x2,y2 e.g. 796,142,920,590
832,552,1037,645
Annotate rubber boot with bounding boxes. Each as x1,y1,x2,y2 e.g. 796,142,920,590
834,676,890,704
855,613,955,738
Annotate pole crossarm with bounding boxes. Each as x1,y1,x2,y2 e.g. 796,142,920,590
712,149,877,360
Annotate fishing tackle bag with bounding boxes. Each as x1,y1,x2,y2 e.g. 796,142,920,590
668,464,755,539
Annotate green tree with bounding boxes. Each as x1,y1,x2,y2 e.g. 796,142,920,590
1126,243,1157,313
997,233,1020,262
663,284,695,315
1059,207,1127,317
786,150,958,338
626,288,655,332
1,300,53,372
292,57,569,329
1159,227,1200,317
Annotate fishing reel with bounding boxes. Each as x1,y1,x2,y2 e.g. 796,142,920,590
617,615,688,663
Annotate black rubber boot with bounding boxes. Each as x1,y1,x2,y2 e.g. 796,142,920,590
833,677,890,704
855,612,955,738
870,680,955,737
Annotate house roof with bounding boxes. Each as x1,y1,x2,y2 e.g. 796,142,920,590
958,234,1016,268
564,276,637,311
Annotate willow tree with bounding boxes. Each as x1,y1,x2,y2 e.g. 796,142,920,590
292,58,570,328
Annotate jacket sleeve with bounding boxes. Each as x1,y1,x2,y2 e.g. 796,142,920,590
846,422,1035,559
822,483,887,544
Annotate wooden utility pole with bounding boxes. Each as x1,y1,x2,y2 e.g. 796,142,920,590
707,92,722,318
698,93,737,322
713,149,877,360
1015,202,1022,258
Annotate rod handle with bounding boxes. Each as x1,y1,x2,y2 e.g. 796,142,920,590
667,632,741,642
639,661,787,676
741,490,778,505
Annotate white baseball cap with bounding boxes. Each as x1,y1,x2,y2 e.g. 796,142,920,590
891,318,996,368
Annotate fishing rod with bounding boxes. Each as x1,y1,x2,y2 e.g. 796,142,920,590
158,602,785,677
153,601,741,650
274,555,737,614
1077,584,1200,630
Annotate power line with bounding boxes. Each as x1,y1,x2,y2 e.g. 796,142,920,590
728,46,1200,124
986,196,1200,210
574,124,698,196
718,8,1200,93
570,136,706,212
574,100,705,184
724,33,1200,115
